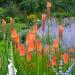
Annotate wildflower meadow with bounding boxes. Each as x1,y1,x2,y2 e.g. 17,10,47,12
0,1,75,75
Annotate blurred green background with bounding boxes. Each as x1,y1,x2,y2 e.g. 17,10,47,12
0,0,75,23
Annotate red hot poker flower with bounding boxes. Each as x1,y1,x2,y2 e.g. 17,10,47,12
11,29,17,39
11,29,19,43
36,39,42,53
10,17,14,30
14,33,19,43
11,29,19,48
10,17,14,26
2,19,6,40
52,56,57,66
42,14,46,31
63,53,69,64
17,44,25,56
47,2,51,18
47,2,51,8
53,39,58,52
33,23,37,34
26,30,36,46
2,19,6,28
28,42,34,52
27,51,31,62
58,25,64,40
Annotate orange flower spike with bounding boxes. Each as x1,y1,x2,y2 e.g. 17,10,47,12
18,44,25,56
11,29,19,44
29,31,34,41
53,39,58,52
47,2,51,19
52,56,57,66
14,33,19,43
2,19,6,40
28,42,34,52
11,29,17,39
26,30,36,46
2,19,6,28
63,53,69,64
59,25,64,33
33,23,37,34
10,17,14,25
37,39,42,52
27,51,31,62
10,17,14,31
42,14,46,31
59,25,64,40
53,39,58,48
47,2,52,9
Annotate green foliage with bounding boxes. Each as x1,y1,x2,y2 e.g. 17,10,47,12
0,7,5,15
6,3,20,17
0,0,75,23
20,30,28,43
14,17,21,23
19,0,47,14
0,41,9,74
0,7,5,18
27,14,38,23
17,15,26,23
5,16,10,22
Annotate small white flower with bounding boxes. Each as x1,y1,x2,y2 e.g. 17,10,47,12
7,59,17,75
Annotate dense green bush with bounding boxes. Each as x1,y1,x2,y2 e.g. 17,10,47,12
5,16,10,22
5,3,20,17
19,0,47,14
0,0,75,23
27,14,38,22
0,7,5,15
0,7,5,20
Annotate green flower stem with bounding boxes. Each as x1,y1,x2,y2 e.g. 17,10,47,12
10,41,16,74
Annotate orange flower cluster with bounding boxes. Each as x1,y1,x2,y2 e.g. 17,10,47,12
26,30,35,51
25,24,39,61
53,39,58,53
26,27,42,53
25,24,43,61
63,53,69,64
11,29,26,57
26,31,35,45
58,25,64,40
